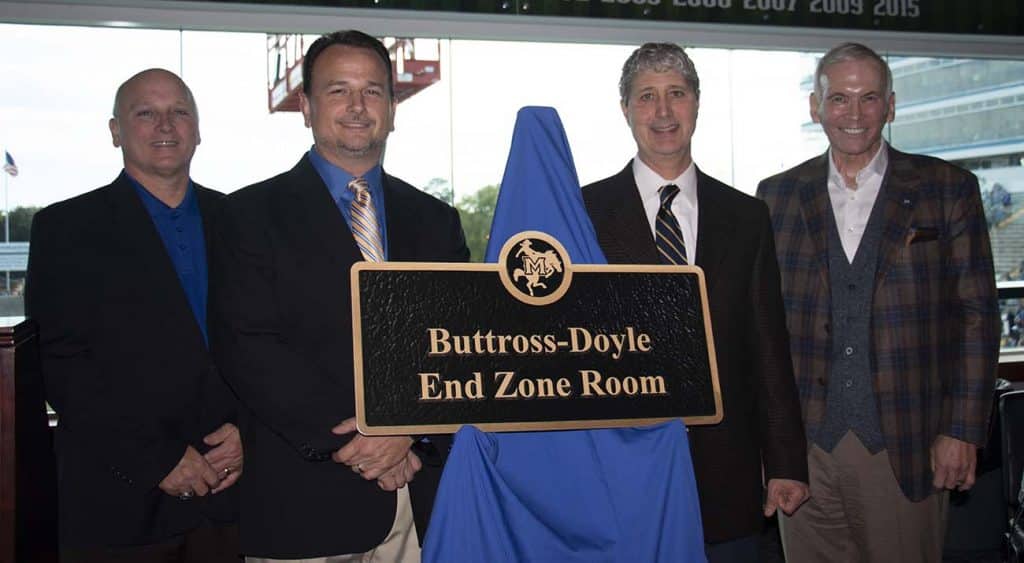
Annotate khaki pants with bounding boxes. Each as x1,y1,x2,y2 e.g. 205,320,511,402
247,485,420,563
781,432,948,563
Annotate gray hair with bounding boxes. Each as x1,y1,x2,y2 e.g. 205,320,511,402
619,42,700,104
112,68,198,120
813,42,893,107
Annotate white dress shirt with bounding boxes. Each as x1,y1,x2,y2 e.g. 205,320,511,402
632,157,699,263
827,142,890,263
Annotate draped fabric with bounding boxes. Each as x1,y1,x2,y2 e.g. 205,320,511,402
422,106,706,563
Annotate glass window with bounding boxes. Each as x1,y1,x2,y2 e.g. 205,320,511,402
881,57,1024,351
3,23,1023,359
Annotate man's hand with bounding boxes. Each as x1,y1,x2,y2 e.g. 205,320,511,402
158,445,221,498
203,423,243,494
376,450,424,491
764,478,810,517
931,435,978,491
331,417,415,481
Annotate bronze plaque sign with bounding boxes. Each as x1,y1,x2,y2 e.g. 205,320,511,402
351,230,722,435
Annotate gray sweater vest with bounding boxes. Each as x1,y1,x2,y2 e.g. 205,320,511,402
811,189,888,454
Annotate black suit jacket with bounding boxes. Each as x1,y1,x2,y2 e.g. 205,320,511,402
583,162,807,543
210,155,469,558
24,172,238,548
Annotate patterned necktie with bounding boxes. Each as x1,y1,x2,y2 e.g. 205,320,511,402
347,177,384,262
656,184,688,265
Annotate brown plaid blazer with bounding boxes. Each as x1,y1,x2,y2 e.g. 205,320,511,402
756,147,1000,502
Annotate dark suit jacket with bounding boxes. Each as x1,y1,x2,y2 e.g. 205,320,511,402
210,155,469,558
24,172,238,548
757,147,1000,502
583,162,807,543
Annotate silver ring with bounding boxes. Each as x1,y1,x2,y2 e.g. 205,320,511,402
222,467,233,476
178,490,194,501
356,463,364,473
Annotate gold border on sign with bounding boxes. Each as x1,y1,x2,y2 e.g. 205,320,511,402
350,239,723,435
496,230,574,306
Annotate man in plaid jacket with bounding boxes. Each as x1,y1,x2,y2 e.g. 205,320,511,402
757,42,1000,562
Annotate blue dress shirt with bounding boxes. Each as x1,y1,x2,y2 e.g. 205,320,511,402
129,173,209,343
308,147,390,260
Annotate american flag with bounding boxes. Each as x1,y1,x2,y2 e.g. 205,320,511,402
2,151,16,177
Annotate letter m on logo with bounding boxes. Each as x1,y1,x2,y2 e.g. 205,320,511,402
522,256,547,275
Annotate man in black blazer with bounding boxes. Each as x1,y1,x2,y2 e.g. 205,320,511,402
210,30,468,560
581,43,808,563
25,69,241,562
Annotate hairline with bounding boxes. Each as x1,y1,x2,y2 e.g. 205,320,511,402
301,31,394,100
813,44,893,109
619,43,700,106
111,69,198,120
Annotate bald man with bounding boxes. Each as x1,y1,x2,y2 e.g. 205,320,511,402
25,68,242,562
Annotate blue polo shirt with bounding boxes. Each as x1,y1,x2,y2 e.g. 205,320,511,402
129,173,209,343
308,147,390,260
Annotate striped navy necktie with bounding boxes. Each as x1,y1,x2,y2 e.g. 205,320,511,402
347,177,384,262
656,184,688,265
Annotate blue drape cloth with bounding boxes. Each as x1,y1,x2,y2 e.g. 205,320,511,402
422,107,706,563
482,106,606,265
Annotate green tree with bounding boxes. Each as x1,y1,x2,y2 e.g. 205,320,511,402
422,177,454,205
4,206,40,242
456,184,499,262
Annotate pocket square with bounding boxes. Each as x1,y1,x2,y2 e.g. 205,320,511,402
905,226,939,245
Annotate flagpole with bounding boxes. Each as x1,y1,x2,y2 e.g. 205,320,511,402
3,170,9,294
4,168,9,243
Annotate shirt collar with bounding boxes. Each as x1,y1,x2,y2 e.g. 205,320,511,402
308,146,384,204
126,170,197,216
827,140,889,190
632,156,698,209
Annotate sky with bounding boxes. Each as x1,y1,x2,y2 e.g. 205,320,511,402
0,23,826,210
